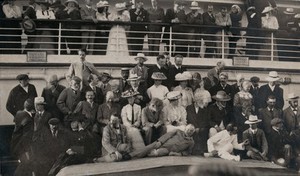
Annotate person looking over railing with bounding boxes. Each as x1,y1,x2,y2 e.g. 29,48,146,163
215,7,232,59
147,0,165,56
202,4,217,58
95,0,109,55
186,1,203,58
229,5,242,59
129,1,149,56
80,0,97,55
23,0,37,19
107,2,130,57
2,0,21,19
49,1,65,19
36,2,55,19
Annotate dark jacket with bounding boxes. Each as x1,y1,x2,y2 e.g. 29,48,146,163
283,106,300,133
168,65,187,88
243,128,268,154
257,84,284,110
81,85,104,105
267,128,291,160
258,107,282,135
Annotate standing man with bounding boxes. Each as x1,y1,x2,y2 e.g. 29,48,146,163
283,93,300,133
207,61,225,88
246,0,277,17
203,4,217,58
168,54,187,89
258,71,284,110
249,76,260,114
147,0,165,56
147,55,169,88
81,73,104,105
42,74,66,122
129,2,149,55
130,53,149,88
6,74,37,118
33,97,52,137
66,49,103,87
80,0,98,54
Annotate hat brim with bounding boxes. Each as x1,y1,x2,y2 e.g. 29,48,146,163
245,119,262,124
134,57,147,61
175,78,189,81
262,9,272,14
116,7,126,11
153,78,167,80
35,102,47,105
167,95,182,101
65,0,78,6
22,19,36,33
212,96,231,101
127,76,141,81
284,11,295,15
190,7,201,10
266,76,280,82
121,93,139,98
286,96,300,101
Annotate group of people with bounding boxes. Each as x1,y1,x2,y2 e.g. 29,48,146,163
1,0,300,60
6,48,300,175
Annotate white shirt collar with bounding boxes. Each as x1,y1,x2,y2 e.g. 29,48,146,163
250,13,256,18
156,64,161,69
250,128,257,134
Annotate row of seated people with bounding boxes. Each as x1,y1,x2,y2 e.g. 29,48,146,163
7,59,300,176
2,0,300,60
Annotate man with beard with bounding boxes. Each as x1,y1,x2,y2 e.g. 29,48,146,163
130,53,149,88
283,93,300,133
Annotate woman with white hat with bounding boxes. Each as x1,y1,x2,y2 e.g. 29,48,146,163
147,72,169,101
173,72,194,108
163,91,187,132
106,2,130,57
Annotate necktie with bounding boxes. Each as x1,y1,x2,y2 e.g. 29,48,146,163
293,108,297,115
270,109,274,118
131,105,134,125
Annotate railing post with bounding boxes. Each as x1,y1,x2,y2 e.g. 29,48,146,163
222,29,225,59
169,26,172,56
117,25,119,53
58,22,61,56
271,32,274,61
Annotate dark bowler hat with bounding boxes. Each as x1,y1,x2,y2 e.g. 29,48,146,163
250,76,260,83
22,18,36,33
16,74,29,80
48,118,60,125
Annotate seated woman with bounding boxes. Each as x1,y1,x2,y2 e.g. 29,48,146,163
173,72,194,108
121,90,145,150
163,91,187,132
233,80,254,113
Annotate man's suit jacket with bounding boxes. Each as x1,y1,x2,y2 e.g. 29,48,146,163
129,8,149,31
168,65,187,88
42,84,66,120
283,106,300,133
97,103,121,126
257,84,284,110
258,107,282,135
243,128,268,154
202,12,217,33
147,7,165,32
141,106,164,127
66,61,102,87
186,104,210,129
80,6,96,20
207,67,219,88
6,84,37,117
81,85,104,105
57,88,82,116
73,101,99,124
130,65,149,83
33,111,52,133
249,86,260,114
11,110,34,157
147,65,170,88
23,6,36,19
267,128,291,160
208,103,228,128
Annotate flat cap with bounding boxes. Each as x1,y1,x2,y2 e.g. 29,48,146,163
16,74,29,80
270,118,283,126
250,76,260,83
48,118,60,125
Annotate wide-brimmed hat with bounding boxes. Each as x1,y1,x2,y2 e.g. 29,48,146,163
16,74,29,80
247,6,255,12
121,68,131,72
34,97,47,105
166,91,182,101
190,1,200,10
96,0,109,8
175,73,189,81
65,0,78,6
22,18,36,33
121,90,139,98
48,118,60,125
115,2,126,11
266,71,280,82
134,53,148,62
245,115,262,124
212,91,231,101
152,72,167,80
262,6,273,14
127,73,140,81
270,118,283,126
284,8,295,15
286,93,299,101
295,14,300,19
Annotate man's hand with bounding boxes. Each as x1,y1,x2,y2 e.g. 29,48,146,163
242,139,250,146
211,150,218,157
66,148,76,155
154,141,162,149
169,152,182,156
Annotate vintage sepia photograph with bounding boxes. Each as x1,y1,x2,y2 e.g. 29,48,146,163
0,0,300,175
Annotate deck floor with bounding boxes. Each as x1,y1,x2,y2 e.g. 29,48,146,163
57,156,298,176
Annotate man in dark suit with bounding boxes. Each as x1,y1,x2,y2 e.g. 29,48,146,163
23,0,37,19
246,0,277,16
6,74,37,118
202,4,217,58
147,55,170,88
119,68,130,92
187,91,211,155
129,2,149,55
33,97,52,140
283,93,300,133
249,76,260,114
168,54,187,89
81,74,104,105
42,74,66,122
147,0,165,56
130,53,149,88
267,118,292,167
164,1,188,56
207,61,225,88
245,7,262,60
11,99,35,176
259,95,282,136
243,115,268,160
57,76,82,128
258,71,284,110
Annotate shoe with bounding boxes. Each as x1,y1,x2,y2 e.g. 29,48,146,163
148,149,158,157
204,153,213,158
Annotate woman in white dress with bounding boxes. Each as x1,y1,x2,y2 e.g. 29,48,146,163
106,3,130,57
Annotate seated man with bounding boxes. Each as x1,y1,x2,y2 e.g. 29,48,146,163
97,114,132,162
142,98,166,145
206,123,249,161
243,115,268,161
95,124,195,161
268,118,292,167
